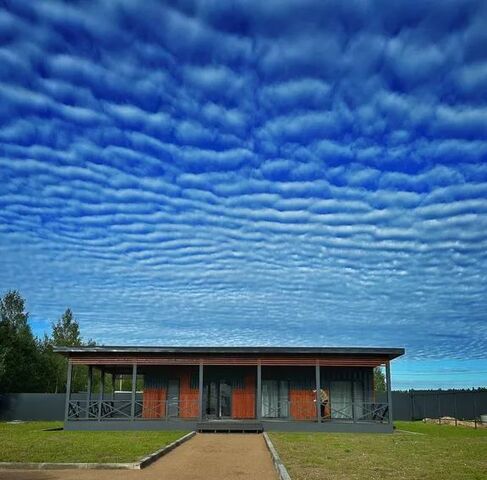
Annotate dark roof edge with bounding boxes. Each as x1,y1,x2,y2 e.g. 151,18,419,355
53,345,405,359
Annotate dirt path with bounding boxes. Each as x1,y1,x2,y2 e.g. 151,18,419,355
0,433,278,480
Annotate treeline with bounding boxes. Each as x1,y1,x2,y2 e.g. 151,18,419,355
0,290,94,393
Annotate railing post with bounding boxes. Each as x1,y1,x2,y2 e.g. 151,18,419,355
98,368,105,421
64,361,73,421
315,362,321,423
131,363,137,420
256,361,262,420
198,362,204,421
86,365,92,419
386,361,393,424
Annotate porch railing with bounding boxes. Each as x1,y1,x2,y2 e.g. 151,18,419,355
139,399,199,419
323,402,390,423
67,398,389,423
67,399,199,421
261,400,389,423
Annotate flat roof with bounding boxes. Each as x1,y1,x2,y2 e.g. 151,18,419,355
54,345,405,360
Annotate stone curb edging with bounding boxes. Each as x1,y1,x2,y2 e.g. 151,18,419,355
0,462,140,470
0,430,196,470
138,430,196,469
263,432,292,480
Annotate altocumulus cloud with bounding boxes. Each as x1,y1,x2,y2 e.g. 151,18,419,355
0,0,487,375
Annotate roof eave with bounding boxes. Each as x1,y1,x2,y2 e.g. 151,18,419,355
53,345,405,359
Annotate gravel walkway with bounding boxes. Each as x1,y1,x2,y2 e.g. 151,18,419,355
0,433,278,480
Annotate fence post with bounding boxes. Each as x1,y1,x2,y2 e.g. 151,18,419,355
454,393,457,426
473,394,477,429
438,393,441,424
409,390,414,421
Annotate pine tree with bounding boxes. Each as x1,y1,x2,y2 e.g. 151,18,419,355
0,291,42,392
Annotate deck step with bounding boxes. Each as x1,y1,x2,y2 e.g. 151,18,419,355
197,421,263,433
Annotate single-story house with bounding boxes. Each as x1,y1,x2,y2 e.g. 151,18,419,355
54,345,404,433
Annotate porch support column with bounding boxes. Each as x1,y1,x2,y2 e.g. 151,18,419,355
386,361,393,424
86,366,92,419
315,362,321,423
198,361,204,421
64,361,73,421
98,368,105,421
130,363,137,420
112,373,116,400
256,361,262,420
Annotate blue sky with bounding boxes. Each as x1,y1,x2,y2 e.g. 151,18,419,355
1,0,486,389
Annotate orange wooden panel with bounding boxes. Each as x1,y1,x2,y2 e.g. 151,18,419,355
232,372,256,419
177,366,199,419
142,388,166,419
289,388,316,421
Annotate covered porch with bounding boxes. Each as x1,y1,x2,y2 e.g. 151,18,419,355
56,346,402,432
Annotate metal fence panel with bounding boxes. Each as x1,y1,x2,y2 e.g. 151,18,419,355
391,390,487,421
0,393,66,421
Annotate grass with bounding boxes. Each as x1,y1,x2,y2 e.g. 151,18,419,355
269,421,487,480
0,421,188,463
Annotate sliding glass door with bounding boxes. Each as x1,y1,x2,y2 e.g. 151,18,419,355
330,381,353,419
205,380,232,418
262,380,289,418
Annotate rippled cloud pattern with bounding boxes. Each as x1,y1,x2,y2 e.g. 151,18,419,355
1,1,487,375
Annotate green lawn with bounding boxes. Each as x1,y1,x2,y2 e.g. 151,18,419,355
0,422,188,463
269,421,487,480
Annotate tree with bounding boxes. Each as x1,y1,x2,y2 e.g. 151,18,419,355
0,291,43,392
44,308,85,393
51,309,82,346
374,367,386,392
0,291,96,393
